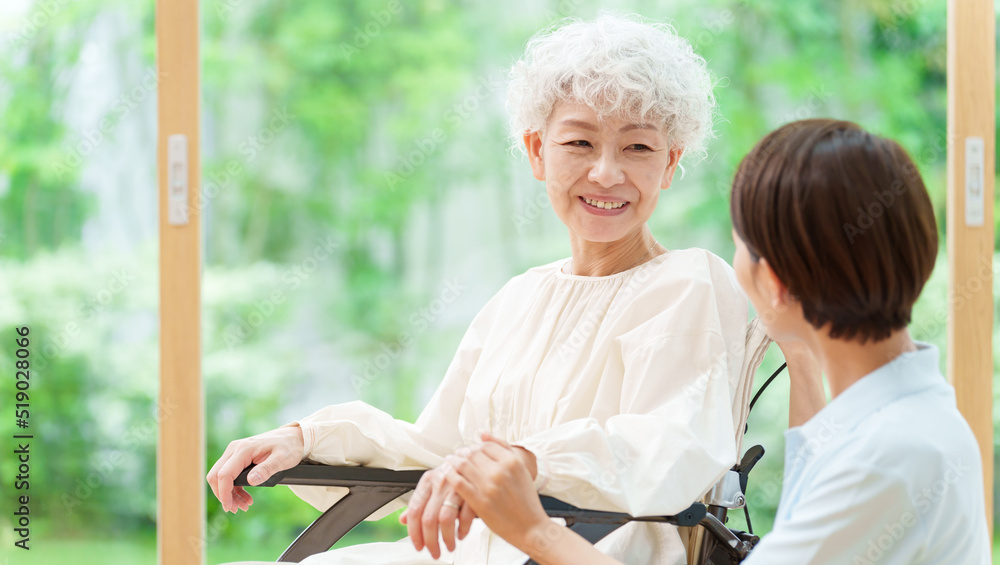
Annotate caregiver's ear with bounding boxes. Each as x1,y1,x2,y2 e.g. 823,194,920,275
524,131,545,181
661,147,684,189
758,257,795,309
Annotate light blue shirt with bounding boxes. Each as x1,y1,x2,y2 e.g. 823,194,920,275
743,343,990,564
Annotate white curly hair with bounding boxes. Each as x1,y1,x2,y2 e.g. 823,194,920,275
507,12,717,163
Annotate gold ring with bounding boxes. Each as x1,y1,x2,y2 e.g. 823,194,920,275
442,500,460,510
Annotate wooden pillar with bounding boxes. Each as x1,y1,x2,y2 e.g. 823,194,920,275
946,0,995,532
157,0,203,562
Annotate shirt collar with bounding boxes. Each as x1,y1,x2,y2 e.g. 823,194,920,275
796,341,944,441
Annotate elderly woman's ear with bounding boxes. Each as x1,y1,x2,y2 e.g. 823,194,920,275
660,147,684,190
524,131,546,181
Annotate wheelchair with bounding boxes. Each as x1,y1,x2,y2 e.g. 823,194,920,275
234,319,782,565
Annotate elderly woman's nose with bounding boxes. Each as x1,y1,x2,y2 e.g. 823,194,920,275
587,149,626,187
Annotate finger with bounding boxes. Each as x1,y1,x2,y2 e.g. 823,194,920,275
207,447,233,510
480,432,512,448
214,450,248,513
407,474,434,552
457,500,476,540
443,454,465,473
481,445,534,485
462,448,531,493
207,462,222,508
451,450,495,487
445,469,482,512
479,440,514,459
233,487,253,512
233,487,253,504
219,443,274,512
438,494,461,552
235,485,253,507
466,444,510,468
421,477,448,559
246,450,283,486
473,441,522,468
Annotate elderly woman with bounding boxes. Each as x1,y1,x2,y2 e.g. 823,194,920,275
210,14,752,564
442,121,991,564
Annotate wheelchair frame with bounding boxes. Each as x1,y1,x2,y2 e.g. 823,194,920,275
230,322,780,564
234,441,765,565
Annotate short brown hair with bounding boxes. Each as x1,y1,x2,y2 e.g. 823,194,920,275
730,119,938,343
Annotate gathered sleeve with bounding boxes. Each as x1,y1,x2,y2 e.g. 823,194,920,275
285,284,507,511
517,327,738,517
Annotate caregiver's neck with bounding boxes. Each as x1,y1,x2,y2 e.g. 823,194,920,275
805,328,917,400
568,229,663,277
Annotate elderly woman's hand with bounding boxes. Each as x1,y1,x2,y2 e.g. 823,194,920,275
441,434,553,555
206,425,304,513
400,461,476,558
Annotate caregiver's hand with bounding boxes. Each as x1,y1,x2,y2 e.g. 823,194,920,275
206,425,304,513
442,434,550,554
400,460,476,558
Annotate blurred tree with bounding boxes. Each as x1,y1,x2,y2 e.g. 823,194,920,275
0,2,107,259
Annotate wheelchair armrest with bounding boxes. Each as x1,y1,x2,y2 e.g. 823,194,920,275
235,463,424,562
235,462,705,526
234,463,707,563
539,497,705,528
234,462,426,489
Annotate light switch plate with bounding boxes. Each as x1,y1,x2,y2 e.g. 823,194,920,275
167,134,189,226
965,136,985,227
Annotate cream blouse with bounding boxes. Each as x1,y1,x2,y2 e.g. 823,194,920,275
286,248,751,565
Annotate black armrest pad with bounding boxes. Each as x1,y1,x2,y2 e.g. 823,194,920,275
234,463,705,528
234,463,426,488
538,497,705,528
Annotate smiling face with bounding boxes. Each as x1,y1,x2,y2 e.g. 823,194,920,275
524,101,682,244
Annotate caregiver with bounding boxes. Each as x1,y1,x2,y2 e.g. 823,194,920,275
442,120,991,564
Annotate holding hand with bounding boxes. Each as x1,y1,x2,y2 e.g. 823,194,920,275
400,461,476,558
206,425,305,513
442,434,625,565
441,434,554,555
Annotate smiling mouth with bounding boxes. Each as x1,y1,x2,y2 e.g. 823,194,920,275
581,196,628,210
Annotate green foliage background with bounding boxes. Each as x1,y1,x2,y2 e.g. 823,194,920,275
0,0,998,562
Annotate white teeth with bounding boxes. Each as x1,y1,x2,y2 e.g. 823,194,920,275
583,197,625,209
